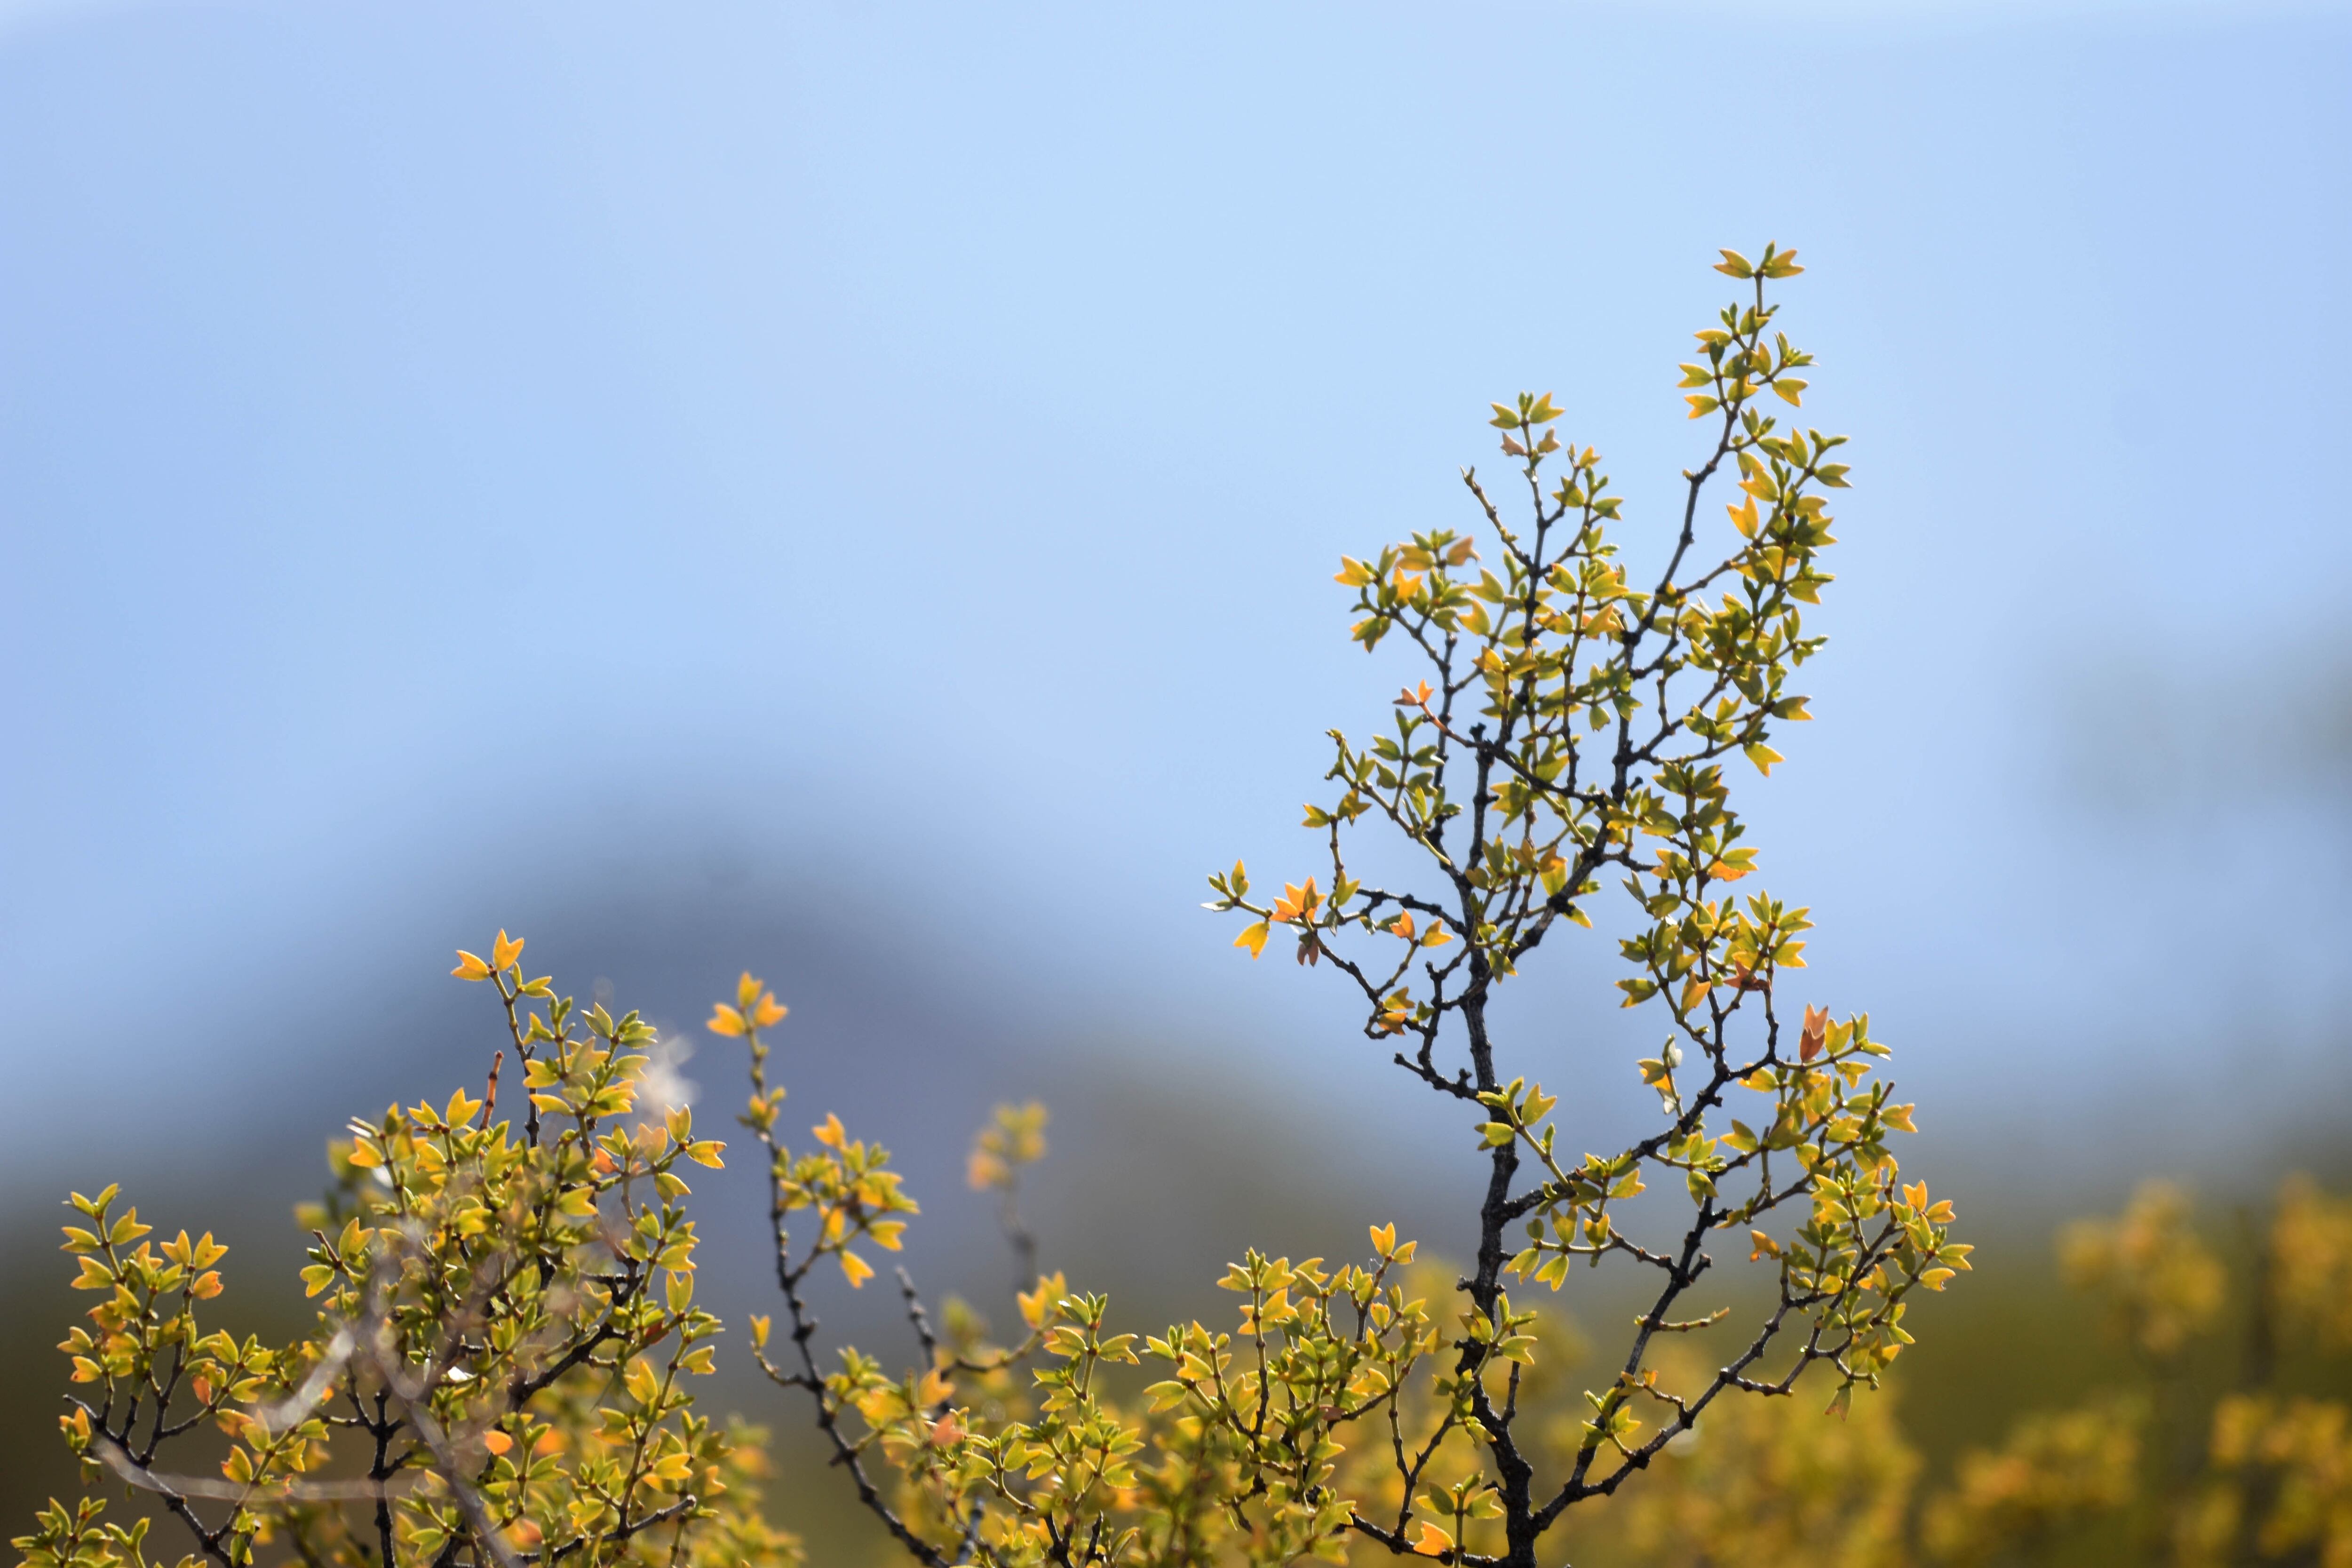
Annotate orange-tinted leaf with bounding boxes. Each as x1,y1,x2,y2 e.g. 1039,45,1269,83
1799,1004,1828,1063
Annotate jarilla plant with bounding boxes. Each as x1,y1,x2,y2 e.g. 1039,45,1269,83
15,243,1965,1568
729,242,1968,1568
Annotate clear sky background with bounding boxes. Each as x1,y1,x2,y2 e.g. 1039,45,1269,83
3,0,2350,1211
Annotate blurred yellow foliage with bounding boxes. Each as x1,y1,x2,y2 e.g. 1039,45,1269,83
1575,1348,1920,1568
2060,1180,2225,1359
2273,1176,2352,1353
1921,1399,2144,1565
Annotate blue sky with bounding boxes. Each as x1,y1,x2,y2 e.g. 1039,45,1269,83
3,1,2349,1190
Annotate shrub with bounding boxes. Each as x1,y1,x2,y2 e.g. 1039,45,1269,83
13,949,799,1568
13,244,1970,1568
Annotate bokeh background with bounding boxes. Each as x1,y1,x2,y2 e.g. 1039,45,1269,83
3,0,2349,1559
